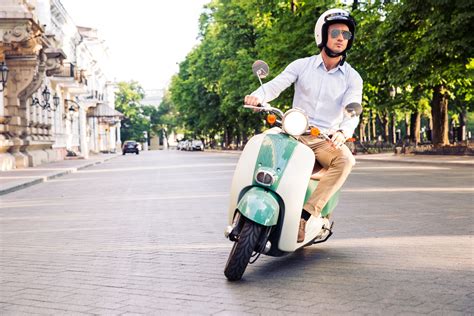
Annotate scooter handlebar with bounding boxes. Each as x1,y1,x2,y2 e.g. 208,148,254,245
243,103,284,118
243,104,263,110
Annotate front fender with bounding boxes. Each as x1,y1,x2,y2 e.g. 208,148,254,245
237,187,280,226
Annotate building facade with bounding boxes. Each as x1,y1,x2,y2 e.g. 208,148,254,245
0,0,122,171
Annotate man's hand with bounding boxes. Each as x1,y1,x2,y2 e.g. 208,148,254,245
244,95,260,106
330,131,346,149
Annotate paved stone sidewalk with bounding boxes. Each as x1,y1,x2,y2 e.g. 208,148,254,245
0,154,119,195
354,153,474,166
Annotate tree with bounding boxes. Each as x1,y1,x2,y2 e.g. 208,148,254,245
115,81,151,142
153,90,179,147
374,0,474,146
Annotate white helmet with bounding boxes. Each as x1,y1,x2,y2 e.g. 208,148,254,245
315,8,356,53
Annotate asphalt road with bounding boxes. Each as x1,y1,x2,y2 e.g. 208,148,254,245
0,150,472,315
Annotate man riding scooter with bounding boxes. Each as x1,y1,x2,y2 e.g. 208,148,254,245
244,8,363,242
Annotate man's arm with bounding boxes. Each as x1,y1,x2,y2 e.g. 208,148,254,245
330,71,363,149
338,71,363,138
245,59,301,105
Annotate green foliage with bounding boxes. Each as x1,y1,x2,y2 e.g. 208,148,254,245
163,0,474,146
115,81,151,142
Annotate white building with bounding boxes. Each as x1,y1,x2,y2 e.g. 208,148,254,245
0,0,122,170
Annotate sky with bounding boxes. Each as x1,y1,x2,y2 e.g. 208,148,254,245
60,0,210,91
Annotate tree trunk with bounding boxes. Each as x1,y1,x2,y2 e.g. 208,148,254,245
378,112,389,142
405,113,411,141
460,106,467,141
390,113,396,144
371,110,376,141
359,121,366,142
290,1,297,13
224,128,232,149
410,110,421,145
366,118,371,142
431,85,449,147
236,133,241,150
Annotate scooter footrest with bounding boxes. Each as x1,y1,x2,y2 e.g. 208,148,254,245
313,221,334,245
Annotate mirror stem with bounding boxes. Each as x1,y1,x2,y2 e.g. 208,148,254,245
258,76,266,104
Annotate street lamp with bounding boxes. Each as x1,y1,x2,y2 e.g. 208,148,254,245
31,86,53,111
0,62,9,92
64,99,80,112
52,93,60,110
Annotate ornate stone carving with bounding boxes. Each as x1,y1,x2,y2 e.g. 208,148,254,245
45,48,67,76
17,51,46,101
3,24,42,56
3,25,30,43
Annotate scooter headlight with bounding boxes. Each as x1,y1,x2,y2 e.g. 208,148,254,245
282,109,308,136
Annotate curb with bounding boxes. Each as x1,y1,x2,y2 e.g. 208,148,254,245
0,178,44,196
354,155,474,167
204,149,474,167
0,155,119,196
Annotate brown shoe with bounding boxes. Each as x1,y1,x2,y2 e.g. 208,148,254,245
297,219,306,243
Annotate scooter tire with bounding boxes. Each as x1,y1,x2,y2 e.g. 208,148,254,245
224,220,262,281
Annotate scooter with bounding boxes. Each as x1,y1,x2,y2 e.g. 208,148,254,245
224,60,360,281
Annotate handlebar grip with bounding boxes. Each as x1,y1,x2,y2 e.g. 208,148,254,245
243,104,263,110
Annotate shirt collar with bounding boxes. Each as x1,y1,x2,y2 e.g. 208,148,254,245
315,54,346,74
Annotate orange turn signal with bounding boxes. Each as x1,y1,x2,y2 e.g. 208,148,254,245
310,127,320,137
267,114,277,125
347,137,356,142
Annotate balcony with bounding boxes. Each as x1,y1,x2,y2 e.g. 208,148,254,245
84,90,104,101
55,63,87,85
55,62,75,78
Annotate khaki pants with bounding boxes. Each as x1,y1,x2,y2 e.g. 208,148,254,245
299,135,355,217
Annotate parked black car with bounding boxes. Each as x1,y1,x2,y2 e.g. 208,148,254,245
122,141,139,155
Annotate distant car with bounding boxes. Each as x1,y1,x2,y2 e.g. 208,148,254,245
183,140,191,151
191,140,204,151
177,140,186,151
122,141,139,155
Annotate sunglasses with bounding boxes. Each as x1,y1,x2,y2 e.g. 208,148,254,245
330,29,352,40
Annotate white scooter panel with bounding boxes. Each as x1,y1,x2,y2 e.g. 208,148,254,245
274,141,314,251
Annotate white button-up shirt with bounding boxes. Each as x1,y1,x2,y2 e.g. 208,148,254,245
251,54,363,137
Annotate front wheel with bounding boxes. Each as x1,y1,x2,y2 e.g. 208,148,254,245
224,220,262,281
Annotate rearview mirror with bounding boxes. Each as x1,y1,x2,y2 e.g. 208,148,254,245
252,60,269,79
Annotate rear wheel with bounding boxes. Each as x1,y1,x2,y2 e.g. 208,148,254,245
224,220,262,281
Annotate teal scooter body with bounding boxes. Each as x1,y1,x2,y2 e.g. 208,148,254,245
235,133,339,227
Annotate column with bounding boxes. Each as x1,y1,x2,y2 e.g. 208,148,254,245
79,105,88,158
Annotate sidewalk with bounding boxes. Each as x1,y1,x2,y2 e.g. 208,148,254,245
0,154,119,195
208,148,474,167
354,153,474,167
